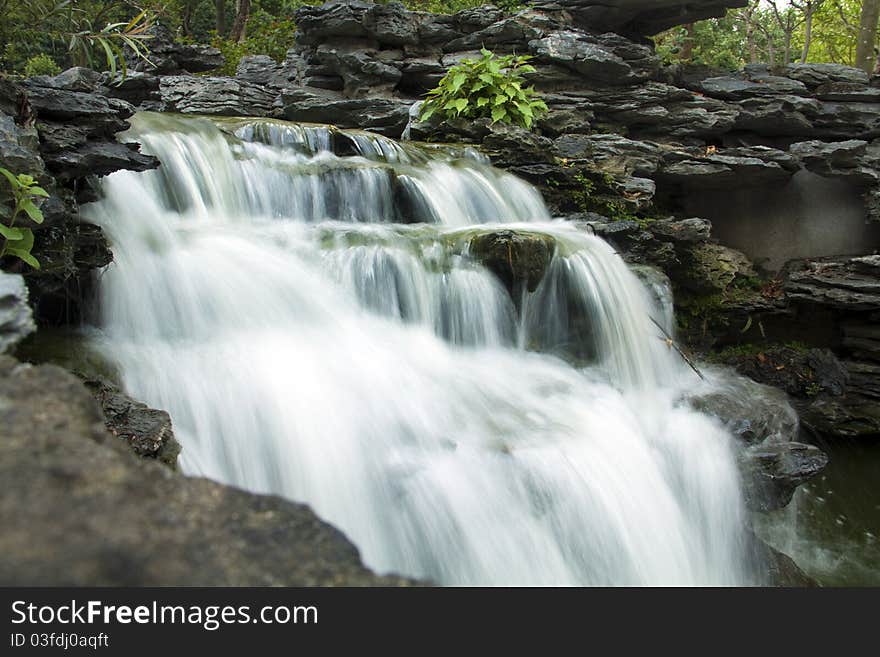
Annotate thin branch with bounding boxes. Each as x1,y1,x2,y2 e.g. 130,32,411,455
649,316,706,381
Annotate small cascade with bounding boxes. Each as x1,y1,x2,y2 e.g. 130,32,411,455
83,112,758,585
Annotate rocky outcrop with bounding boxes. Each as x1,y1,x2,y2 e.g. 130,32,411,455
22,69,158,180
0,356,416,586
1,72,155,325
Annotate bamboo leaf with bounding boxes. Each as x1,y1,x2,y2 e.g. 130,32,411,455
125,9,148,33
98,37,117,77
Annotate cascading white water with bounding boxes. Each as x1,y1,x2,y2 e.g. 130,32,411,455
83,112,757,585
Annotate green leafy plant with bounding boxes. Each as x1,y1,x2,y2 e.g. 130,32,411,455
0,168,49,270
419,48,548,130
23,52,62,77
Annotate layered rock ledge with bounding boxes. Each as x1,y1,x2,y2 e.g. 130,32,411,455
1,70,157,324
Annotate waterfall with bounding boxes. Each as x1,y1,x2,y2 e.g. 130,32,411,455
83,112,755,585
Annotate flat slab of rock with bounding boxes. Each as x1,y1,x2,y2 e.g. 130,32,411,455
786,255,880,310
0,358,417,586
282,88,412,137
532,0,748,36
160,76,280,117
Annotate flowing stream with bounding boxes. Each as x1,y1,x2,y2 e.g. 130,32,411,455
83,112,758,585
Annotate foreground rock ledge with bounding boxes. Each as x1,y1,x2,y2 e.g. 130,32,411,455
0,357,416,586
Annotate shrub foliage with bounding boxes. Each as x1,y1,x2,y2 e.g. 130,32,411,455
0,168,49,270
419,49,548,130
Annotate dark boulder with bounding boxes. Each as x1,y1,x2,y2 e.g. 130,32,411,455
583,82,739,141
739,441,829,513
83,377,181,469
689,374,828,511
30,66,104,93
481,122,556,169
22,81,133,133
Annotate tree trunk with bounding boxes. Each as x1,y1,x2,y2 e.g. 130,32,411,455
746,16,758,63
801,2,815,63
216,0,227,37
182,1,193,37
856,0,880,72
229,0,251,43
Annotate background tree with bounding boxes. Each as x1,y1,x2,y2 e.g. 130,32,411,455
794,0,827,62
856,0,880,71
230,0,251,42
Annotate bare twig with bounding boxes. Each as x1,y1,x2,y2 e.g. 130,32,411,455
649,316,706,380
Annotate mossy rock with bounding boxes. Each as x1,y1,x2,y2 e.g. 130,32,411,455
469,230,556,294
682,243,757,294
